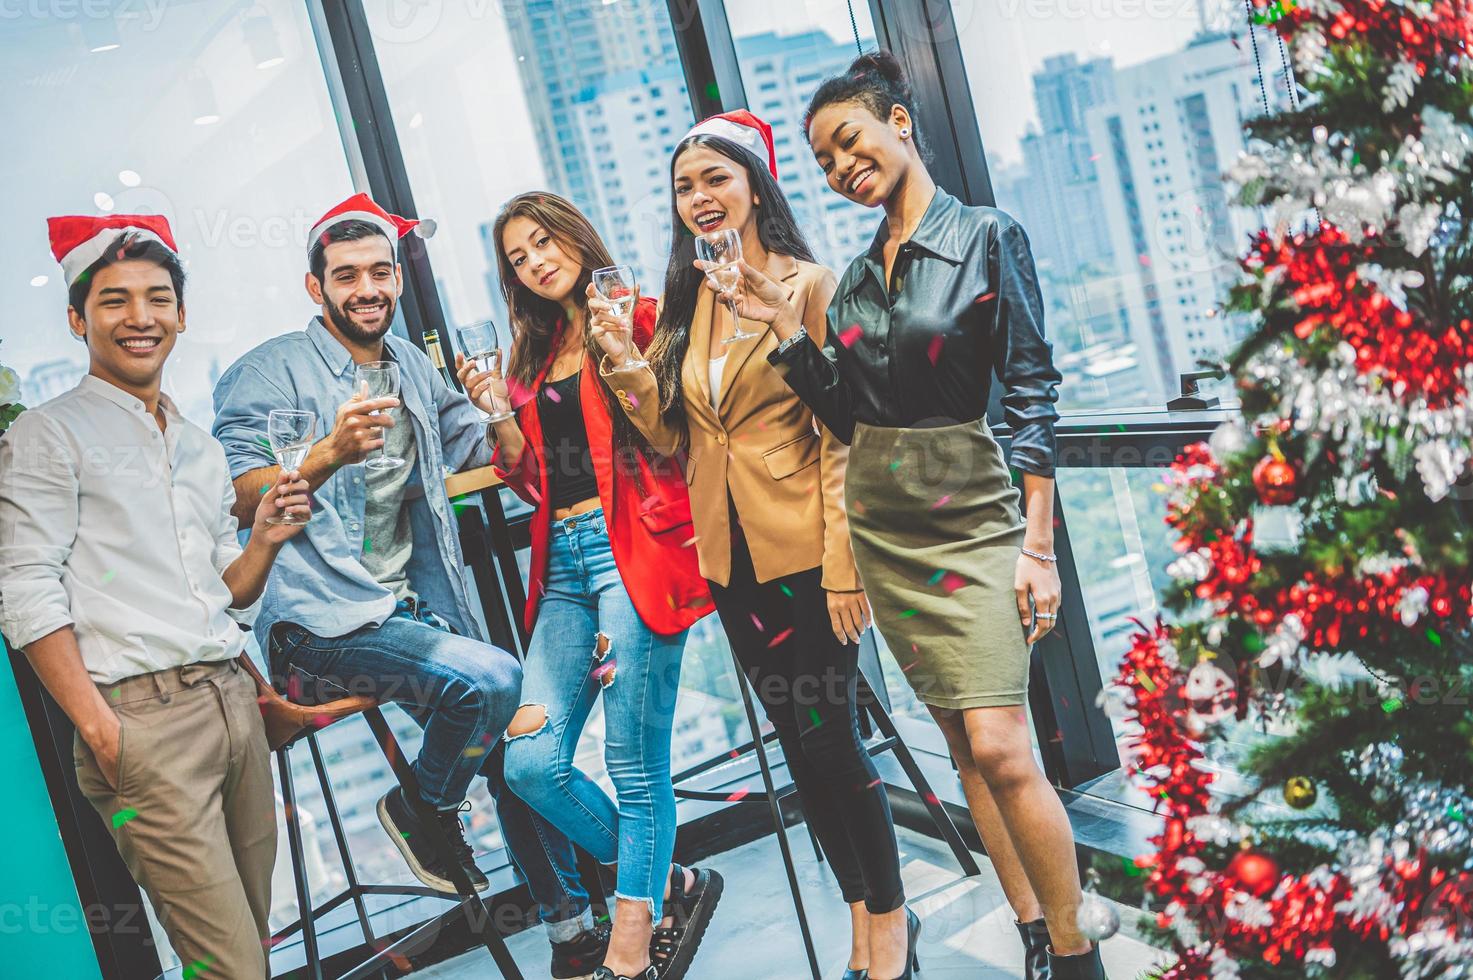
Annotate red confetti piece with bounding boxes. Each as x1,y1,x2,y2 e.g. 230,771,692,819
838,325,864,348
940,572,967,594
767,627,794,648
927,335,945,365
750,613,765,632
726,788,750,802
930,494,953,510
972,291,997,305
544,386,562,403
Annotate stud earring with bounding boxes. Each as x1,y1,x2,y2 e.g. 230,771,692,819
899,127,911,139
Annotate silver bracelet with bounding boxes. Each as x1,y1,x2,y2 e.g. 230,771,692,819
1020,547,1058,563
773,325,809,355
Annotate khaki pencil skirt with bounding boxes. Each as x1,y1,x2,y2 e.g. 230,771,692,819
845,417,1031,709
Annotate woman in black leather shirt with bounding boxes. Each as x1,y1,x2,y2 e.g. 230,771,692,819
725,51,1107,980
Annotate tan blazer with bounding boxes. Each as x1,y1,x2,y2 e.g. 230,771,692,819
599,253,860,591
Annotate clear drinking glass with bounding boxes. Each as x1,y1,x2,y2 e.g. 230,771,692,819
266,409,316,526
695,229,760,343
456,320,515,422
592,264,647,371
354,360,405,471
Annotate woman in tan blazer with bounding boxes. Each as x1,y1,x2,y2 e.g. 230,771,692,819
588,111,911,980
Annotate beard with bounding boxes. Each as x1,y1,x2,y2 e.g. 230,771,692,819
324,291,397,345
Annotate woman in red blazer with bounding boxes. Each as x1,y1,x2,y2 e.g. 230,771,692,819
458,192,719,980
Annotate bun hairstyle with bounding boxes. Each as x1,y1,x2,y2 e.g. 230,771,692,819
803,50,928,159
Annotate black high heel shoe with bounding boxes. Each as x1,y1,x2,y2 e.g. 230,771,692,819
841,969,869,980
1016,918,1052,979
872,907,922,980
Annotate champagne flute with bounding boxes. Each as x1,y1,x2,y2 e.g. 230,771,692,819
592,264,647,371
456,320,515,423
266,409,315,526
695,229,760,343
354,360,404,471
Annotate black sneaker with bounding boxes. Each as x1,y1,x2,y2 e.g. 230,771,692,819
650,864,724,980
377,787,490,894
551,922,611,979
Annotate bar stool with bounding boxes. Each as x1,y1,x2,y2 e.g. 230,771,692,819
672,633,979,980
241,657,527,980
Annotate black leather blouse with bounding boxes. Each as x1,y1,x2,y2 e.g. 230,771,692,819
768,189,1062,477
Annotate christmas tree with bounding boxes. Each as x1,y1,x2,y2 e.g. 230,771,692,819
1110,1,1473,976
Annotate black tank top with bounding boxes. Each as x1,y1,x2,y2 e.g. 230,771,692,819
539,372,598,511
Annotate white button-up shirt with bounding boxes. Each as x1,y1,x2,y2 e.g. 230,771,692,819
0,376,257,684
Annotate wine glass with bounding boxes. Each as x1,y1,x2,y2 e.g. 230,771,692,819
695,229,760,344
456,320,515,423
592,264,647,371
266,409,315,526
354,360,404,471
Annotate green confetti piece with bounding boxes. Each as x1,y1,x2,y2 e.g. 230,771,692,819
254,435,272,449
927,569,946,586
1243,632,1266,653
1382,697,1403,713
112,807,138,829
259,483,270,495
1122,856,1143,877
1427,628,1442,646
1136,668,1157,692
779,584,793,597
182,955,216,980
898,609,918,619
100,569,116,585
809,708,822,728
363,537,373,554
1448,804,1465,822
704,82,720,101
452,502,471,515
889,459,902,472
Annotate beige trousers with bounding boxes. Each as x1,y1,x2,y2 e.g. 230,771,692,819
74,658,276,979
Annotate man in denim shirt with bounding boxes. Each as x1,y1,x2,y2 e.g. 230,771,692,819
212,195,606,974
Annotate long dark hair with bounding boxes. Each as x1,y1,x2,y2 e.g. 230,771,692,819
803,49,930,161
646,135,816,447
491,191,649,459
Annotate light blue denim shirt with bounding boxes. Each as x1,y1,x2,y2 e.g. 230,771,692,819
211,317,492,647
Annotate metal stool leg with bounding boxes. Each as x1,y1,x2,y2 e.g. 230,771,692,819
278,750,324,980
864,697,981,877
362,707,526,980
732,649,822,980
307,732,376,945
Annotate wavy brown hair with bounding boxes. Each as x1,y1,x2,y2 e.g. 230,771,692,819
491,191,650,460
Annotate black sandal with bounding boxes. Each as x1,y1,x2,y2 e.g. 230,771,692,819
649,863,724,980
591,968,657,980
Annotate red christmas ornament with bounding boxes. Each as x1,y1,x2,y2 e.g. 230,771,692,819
1226,848,1282,898
1253,454,1299,505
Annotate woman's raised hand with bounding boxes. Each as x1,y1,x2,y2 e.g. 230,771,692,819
586,281,639,365
695,258,793,326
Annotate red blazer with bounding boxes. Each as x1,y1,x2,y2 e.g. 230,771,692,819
491,297,713,635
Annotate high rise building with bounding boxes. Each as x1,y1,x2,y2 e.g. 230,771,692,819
1087,29,1288,399
23,357,86,406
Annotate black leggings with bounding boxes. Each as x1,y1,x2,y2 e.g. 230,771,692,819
709,519,904,914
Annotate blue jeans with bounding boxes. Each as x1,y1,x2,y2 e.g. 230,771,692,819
503,510,687,920
269,599,592,939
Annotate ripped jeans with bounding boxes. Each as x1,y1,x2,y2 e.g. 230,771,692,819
502,508,688,921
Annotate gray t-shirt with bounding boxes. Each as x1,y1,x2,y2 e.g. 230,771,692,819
360,405,418,603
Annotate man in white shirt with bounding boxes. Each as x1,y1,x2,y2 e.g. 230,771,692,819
0,214,310,979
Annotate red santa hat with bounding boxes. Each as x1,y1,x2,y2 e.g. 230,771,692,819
686,109,778,178
47,213,178,288
308,192,429,256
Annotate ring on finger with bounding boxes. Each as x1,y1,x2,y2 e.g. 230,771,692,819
1037,612,1057,620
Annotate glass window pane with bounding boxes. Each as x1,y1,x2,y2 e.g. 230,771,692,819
722,0,880,274
950,3,1294,412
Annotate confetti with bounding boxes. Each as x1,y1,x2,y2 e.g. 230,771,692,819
725,788,750,802
1123,856,1144,877
889,459,901,472
767,627,794,648
463,746,486,758
100,570,116,585
628,393,639,409
808,708,822,728
838,325,864,348
927,569,946,586
940,572,966,594
181,955,216,979
865,778,883,789
926,335,945,365
363,537,373,554
1135,668,1156,692
898,609,918,619
544,386,561,403
259,483,270,495
972,291,997,305
750,613,764,632
930,494,952,510
112,808,138,829
779,584,793,597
